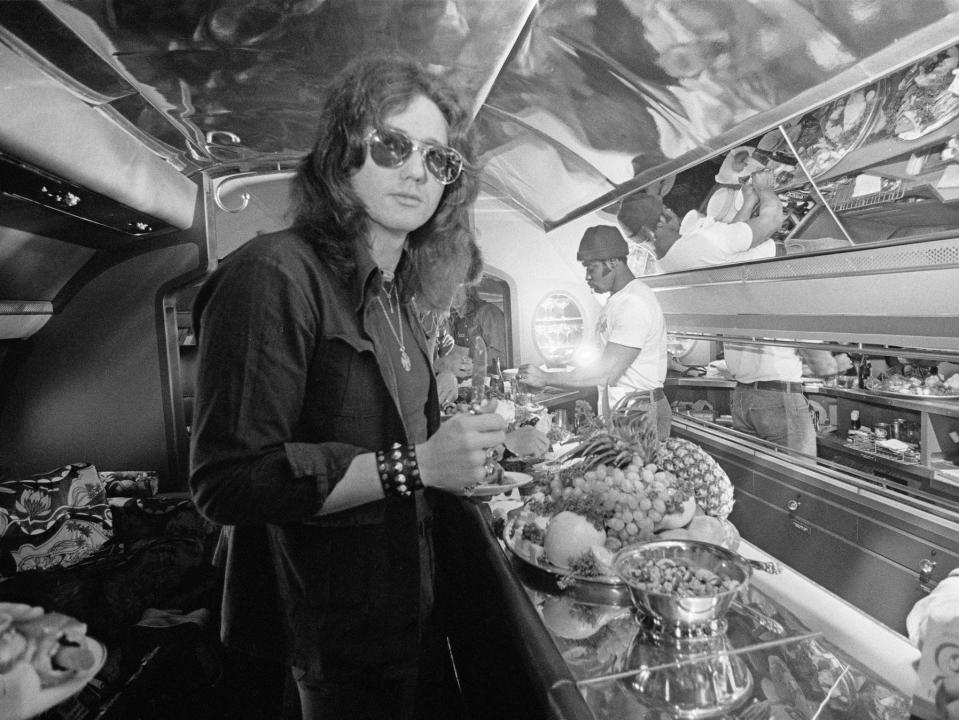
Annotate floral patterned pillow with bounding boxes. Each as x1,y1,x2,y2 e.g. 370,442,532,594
99,470,159,498
0,463,113,578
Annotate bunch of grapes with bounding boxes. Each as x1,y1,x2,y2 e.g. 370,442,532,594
544,457,689,552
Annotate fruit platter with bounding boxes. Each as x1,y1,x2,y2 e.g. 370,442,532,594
503,394,742,588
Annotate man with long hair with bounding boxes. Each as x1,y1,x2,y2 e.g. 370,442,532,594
190,53,504,719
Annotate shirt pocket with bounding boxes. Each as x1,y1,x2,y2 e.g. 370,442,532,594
307,336,391,436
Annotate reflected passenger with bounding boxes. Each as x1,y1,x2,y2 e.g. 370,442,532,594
619,168,783,274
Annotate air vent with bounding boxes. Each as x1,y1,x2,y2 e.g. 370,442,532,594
0,151,174,236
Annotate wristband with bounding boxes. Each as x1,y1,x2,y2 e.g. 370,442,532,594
376,443,423,499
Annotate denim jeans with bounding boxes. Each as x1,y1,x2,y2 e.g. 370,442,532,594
730,388,816,456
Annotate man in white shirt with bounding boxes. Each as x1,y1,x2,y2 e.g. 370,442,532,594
654,169,783,273
519,225,671,439
723,343,839,455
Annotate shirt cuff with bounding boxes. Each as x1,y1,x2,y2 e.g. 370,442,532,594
285,442,365,508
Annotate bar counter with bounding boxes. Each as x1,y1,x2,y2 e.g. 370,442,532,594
436,492,920,720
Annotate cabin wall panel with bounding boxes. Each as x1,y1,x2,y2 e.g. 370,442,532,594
209,174,296,259
0,243,200,487
475,196,604,366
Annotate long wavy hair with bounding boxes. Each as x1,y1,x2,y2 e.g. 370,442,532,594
413,220,483,313
292,52,480,293
413,222,482,348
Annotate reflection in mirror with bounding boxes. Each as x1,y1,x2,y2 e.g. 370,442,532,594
612,135,816,275
464,273,512,370
665,336,959,504
784,44,959,250
613,43,959,273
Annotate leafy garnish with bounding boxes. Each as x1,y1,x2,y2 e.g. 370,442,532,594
520,522,545,545
555,495,608,530
568,548,604,577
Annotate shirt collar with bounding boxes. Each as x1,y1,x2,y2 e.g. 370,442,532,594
352,240,410,313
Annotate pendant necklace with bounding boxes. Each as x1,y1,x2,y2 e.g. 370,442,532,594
375,281,411,372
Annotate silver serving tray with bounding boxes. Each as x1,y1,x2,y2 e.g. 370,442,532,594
503,517,626,586
503,516,775,591
868,387,959,400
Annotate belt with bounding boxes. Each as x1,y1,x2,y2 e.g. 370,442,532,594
736,381,804,393
628,387,666,402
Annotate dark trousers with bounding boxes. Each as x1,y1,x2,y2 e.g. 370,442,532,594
292,618,462,720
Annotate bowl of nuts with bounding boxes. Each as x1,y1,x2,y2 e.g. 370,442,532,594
612,540,751,627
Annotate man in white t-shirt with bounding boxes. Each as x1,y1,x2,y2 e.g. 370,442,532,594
519,225,670,439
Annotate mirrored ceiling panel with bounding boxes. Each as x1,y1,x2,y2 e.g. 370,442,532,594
2,0,958,232
0,0,536,167
614,42,959,274
483,0,959,228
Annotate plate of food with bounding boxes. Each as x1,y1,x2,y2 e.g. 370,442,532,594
866,373,959,399
892,45,959,140
794,78,886,178
465,470,532,498
0,603,107,720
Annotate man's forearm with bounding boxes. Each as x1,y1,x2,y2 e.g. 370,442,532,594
746,190,784,247
799,349,839,377
546,366,607,389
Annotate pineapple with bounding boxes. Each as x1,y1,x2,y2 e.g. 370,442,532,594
554,393,696,547
568,391,661,470
659,437,735,520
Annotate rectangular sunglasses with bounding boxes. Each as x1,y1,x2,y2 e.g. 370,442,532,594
364,127,463,185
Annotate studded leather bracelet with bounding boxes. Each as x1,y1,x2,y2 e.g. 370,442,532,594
376,442,423,499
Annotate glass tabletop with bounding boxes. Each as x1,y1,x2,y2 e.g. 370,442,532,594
507,548,913,720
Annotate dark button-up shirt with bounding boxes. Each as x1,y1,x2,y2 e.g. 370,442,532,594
189,227,439,672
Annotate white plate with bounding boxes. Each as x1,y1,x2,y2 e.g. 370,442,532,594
0,637,107,720
465,471,532,497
